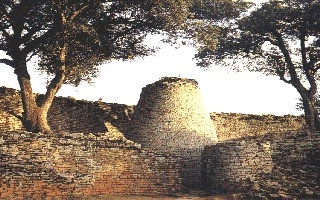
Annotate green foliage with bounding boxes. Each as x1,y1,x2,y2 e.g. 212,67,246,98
0,0,193,85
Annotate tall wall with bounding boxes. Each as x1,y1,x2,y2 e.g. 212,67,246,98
202,132,320,199
128,77,217,188
0,130,183,199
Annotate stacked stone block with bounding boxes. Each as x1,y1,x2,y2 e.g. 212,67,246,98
0,86,306,141
211,112,307,141
0,131,183,199
0,85,317,198
0,87,134,134
202,132,320,198
201,138,274,193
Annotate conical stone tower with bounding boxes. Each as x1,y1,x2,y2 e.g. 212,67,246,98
128,77,217,188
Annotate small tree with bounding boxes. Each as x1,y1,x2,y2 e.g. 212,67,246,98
195,0,320,132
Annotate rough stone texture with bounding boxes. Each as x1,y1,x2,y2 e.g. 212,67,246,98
0,86,134,134
0,131,183,199
201,138,274,193
211,112,307,141
0,86,306,141
128,77,217,188
202,132,320,199
0,85,317,198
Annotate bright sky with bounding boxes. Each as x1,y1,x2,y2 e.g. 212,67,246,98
0,0,303,116
0,34,302,116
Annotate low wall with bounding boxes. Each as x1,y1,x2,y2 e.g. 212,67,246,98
202,132,320,199
0,131,183,199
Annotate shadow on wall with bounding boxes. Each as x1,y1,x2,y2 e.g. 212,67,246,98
47,97,134,134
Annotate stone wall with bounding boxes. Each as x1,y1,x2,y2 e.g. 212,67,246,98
0,87,306,141
0,131,183,199
0,87,24,132
0,86,315,198
0,87,134,134
211,112,307,141
202,132,320,199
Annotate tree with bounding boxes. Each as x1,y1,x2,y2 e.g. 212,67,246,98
0,0,194,134
0,0,247,134
195,0,320,132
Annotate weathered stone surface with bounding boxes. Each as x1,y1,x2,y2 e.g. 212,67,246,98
202,132,320,199
0,85,318,199
128,77,217,187
211,112,307,141
0,86,134,134
0,86,306,141
0,131,183,199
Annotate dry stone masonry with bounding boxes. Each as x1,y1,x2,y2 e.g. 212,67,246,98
128,77,218,187
202,132,320,199
0,131,183,199
0,86,306,141
211,112,307,141
0,86,134,134
0,79,318,199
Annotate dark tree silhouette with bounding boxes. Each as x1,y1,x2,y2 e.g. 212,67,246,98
195,0,320,132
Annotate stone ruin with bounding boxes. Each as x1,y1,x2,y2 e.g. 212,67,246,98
128,77,217,187
0,78,319,199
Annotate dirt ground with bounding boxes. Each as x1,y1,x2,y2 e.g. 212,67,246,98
80,193,243,200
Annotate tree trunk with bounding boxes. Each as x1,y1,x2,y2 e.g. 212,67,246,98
14,57,53,134
301,95,320,133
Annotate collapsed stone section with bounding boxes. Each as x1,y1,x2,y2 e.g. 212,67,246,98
128,77,217,187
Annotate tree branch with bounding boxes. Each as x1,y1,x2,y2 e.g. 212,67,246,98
21,25,43,45
22,27,56,55
276,67,291,84
0,58,14,67
40,45,66,110
69,1,94,22
41,68,65,109
0,24,11,39
300,32,317,96
273,31,307,93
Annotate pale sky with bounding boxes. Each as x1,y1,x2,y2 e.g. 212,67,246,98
0,34,302,116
